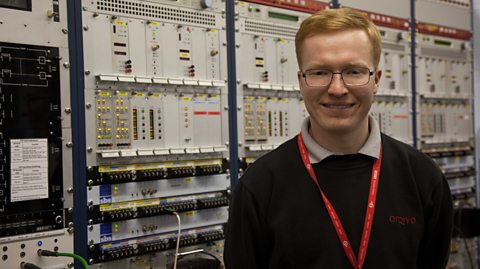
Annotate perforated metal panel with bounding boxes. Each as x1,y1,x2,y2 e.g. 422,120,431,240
420,47,467,59
424,0,470,8
244,20,298,37
96,0,216,26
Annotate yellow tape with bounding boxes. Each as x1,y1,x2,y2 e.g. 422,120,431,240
99,159,221,172
99,198,160,212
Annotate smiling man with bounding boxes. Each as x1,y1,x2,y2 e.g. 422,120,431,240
224,8,452,269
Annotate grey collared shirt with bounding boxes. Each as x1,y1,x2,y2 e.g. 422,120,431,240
300,115,381,163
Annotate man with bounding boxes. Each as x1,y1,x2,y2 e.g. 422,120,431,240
224,8,452,269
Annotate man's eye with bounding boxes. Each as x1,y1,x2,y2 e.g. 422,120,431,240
344,68,366,75
311,70,329,76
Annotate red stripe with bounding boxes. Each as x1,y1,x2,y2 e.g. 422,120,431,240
207,111,221,115
194,111,207,115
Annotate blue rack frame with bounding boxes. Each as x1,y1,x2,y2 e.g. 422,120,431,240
226,0,239,190
66,0,88,266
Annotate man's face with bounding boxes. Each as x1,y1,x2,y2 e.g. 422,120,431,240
298,29,381,135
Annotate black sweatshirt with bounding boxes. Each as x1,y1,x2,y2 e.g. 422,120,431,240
225,134,452,269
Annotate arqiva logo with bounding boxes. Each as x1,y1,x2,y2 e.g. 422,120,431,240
389,215,417,225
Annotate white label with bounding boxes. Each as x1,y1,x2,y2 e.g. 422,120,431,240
10,139,49,202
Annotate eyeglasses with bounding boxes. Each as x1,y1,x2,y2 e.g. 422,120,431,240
300,67,374,87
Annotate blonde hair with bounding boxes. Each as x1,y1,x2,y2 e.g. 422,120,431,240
295,8,382,69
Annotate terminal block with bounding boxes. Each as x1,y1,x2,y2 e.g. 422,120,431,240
87,158,229,186
88,192,230,224
88,225,225,264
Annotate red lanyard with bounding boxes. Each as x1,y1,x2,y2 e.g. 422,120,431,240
297,133,382,269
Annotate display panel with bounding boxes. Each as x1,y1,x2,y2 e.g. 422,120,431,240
0,0,31,11
0,42,64,237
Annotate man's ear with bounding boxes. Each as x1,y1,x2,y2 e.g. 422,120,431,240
297,71,306,97
297,70,302,84
373,69,382,88
374,69,382,89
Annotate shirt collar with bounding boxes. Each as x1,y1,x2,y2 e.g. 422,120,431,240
300,115,381,163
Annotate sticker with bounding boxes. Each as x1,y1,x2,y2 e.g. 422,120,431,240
100,223,113,242
114,20,126,27
99,185,112,204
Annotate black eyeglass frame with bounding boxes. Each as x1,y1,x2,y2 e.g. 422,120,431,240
300,68,376,87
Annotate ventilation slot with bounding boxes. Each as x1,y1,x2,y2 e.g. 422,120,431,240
245,20,298,37
382,43,405,52
96,0,216,26
420,47,466,60
429,0,470,8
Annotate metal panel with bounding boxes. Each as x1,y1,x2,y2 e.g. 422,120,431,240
416,0,471,30
340,0,409,18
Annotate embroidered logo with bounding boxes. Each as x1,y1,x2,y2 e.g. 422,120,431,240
389,215,417,225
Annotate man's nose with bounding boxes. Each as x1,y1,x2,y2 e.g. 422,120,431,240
327,73,348,96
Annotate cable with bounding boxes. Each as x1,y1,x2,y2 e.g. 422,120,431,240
172,211,182,269
38,249,90,269
453,201,476,269
177,248,222,263
453,226,474,269
56,252,90,269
